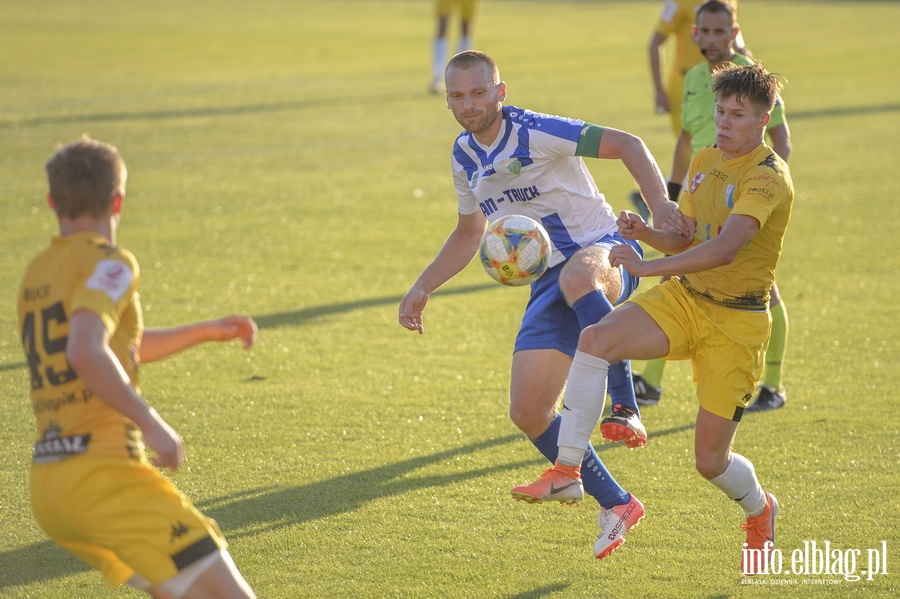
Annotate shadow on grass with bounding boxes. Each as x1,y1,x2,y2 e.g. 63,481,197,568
0,424,693,588
252,282,497,330
507,582,571,598
0,539,88,589
4,92,898,130
199,423,695,540
0,91,429,130
198,433,527,539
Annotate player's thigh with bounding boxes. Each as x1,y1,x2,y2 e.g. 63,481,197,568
559,245,622,304
160,549,254,599
579,302,670,363
693,306,769,422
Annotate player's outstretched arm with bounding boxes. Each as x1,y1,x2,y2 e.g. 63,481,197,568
597,128,692,238
139,315,258,364
67,310,184,469
399,211,486,335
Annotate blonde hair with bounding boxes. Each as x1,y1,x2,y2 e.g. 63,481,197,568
711,62,783,114
45,136,127,218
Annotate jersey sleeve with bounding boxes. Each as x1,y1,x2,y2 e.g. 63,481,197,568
69,248,140,333
730,157,791,229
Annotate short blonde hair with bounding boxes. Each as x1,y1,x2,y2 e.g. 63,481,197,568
711,62,783,114
45,137,127,218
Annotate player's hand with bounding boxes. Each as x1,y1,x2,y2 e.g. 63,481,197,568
207,315,258,349
143,409,184,470
617,210,650,240
655,91,670,114
609,243,646,277
652,201,693,239
399,288,428,335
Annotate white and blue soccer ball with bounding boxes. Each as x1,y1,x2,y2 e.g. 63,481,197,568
479,214,552,286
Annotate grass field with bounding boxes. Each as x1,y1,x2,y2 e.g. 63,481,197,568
0,1,898,597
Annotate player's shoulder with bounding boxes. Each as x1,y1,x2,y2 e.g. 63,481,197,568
73,234,139,275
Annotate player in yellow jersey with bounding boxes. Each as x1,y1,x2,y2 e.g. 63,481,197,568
18,137,257,598
634,0,791,412
515,63,791,574
649,0,746,134
430,0,480,93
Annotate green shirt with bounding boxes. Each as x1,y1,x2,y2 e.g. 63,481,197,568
681,53,786,156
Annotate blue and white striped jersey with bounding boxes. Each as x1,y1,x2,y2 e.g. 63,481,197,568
452,105,618,268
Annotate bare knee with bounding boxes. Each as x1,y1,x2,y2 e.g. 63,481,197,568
509,400,554,439
695,451,729,480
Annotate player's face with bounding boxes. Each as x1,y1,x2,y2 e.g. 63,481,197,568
694,10,737,63
715,94,770,158
446,63,506,144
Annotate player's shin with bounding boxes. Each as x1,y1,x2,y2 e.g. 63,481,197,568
558,351,610,465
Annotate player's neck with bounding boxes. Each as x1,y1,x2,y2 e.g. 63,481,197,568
709,50,737,70
58,215,117,244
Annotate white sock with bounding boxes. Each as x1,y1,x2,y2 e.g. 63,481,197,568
457,35,472,52
557,351,609,466
432,37,448,81
709,453,767,516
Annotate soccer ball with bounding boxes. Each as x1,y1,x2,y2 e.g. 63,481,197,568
479,214,552,286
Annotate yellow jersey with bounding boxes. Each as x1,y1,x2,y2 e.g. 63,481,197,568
18,232,147,463
679,143,794,310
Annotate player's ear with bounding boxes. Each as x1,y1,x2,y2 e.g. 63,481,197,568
111,193,124,215
498,81,507,102
46,194,56,212
758,111,771,129
692,24,698,42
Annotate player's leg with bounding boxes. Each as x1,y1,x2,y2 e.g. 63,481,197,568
509,347,645,559
153,549,254,599
509,348,629,509
456,0,477,52
431,1,452,93
693,305,777,574
558,243,646,447
748,281,788,411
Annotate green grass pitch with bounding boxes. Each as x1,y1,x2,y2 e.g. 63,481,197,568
0,1,897,596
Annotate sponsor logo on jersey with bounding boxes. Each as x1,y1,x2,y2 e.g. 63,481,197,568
86,259,133,303
32,421,91,462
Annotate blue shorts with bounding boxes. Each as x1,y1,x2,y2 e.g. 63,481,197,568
514,233,643,356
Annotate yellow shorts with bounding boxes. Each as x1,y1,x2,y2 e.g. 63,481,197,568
30,457,227,588
436,0,478,21
630,278,771,421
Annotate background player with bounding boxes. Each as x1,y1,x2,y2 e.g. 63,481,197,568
634,0,792,412
399,50,689,558
630,0,748,219
430,0,480,94
19,137,257,598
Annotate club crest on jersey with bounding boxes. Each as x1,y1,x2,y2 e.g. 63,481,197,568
504,158,522,175
468,170,480,189
690,172,705,194
725,184,735,208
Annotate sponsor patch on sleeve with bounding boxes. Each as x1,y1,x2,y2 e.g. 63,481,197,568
85,259,134,303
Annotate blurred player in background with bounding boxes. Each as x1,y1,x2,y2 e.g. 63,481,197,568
19,137,257,598
516,62,792,573
634,0,791,412
430,0,480,94
400,50,690,559
630,0,748,220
